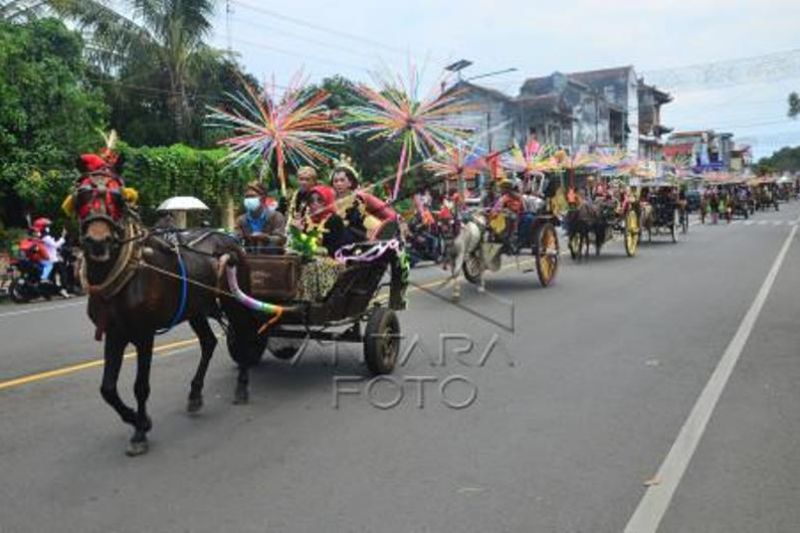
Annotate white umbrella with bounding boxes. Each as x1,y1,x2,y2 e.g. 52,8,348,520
157,196,210,211
777,176,793,184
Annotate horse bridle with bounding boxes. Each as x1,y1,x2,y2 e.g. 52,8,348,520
74,170,130,244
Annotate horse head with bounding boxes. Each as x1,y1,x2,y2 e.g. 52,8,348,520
71,153,130,263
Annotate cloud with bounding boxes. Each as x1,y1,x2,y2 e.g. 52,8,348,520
214,0,800,156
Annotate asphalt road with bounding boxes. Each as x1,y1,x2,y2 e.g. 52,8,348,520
1,203,798,533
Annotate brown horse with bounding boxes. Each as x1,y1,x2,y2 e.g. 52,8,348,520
566,201,608,260
72,155,261,456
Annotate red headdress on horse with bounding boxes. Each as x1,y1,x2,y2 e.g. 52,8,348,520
63,130,138,228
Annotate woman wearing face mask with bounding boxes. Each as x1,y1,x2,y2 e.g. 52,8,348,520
234,181,287,252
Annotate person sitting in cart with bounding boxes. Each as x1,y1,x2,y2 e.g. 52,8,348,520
283,165,318,232
490,178,524,250
300,185,359,257
235,181,286,252
330,156,398,241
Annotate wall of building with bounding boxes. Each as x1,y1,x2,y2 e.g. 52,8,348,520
626,70,640,156
444,92,517,153
567,88,611,150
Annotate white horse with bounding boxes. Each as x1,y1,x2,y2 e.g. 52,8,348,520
443,211,485,302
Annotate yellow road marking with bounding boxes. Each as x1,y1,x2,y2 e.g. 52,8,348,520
0,256,545,391
0,339,198,391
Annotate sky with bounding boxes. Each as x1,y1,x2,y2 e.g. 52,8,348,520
208,0,800,159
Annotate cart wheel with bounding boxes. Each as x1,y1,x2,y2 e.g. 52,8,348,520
624,210,640,257
462,250,483,285
535,223,559,287
266,337,304,361
364,307,400,375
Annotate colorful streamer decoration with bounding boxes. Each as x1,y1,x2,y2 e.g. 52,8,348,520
334,238,403,265
551,148,593,172
424,142,487,182
345,67,472,200
504,139,559,176
586,148,630,172
226,265,284,315
207,71,342,196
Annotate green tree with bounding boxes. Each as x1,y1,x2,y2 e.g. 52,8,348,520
52,0,222,143
756,145,800,174
0,17,107,225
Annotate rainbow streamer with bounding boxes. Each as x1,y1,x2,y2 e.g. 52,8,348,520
226,265,284,316
207,71,342,196
344,66,472,200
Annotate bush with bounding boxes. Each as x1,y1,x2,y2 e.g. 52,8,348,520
118,144,255,225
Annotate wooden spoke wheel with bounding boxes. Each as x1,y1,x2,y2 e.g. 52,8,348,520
462,249,484,285
624,210,640,257
364,307,400,375
534,223,559,287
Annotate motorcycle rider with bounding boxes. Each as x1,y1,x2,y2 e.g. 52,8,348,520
32,218,70,298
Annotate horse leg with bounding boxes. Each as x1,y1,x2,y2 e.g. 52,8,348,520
127,334,154,456
187,316,217,413
451,247,463,302
234,365,250,405
99,330,138,436
584,230,591,259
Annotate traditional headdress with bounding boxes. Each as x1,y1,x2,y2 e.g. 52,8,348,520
330,154,360,188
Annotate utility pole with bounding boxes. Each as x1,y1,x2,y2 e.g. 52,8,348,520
225,0,233,56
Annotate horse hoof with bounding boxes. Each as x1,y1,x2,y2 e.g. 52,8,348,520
233,389,249,405
126,439,149,457
187,397,203,414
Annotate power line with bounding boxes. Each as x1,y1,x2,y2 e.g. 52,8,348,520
228,15,383,63
226,35,368,74
231,0,411,57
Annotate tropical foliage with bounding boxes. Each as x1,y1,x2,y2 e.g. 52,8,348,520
0,17,107,225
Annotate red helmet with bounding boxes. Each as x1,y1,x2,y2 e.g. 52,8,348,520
32,217,52,232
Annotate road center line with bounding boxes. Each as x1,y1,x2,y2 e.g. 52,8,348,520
0,338,198,391
0,300,85,319
623,222,798,533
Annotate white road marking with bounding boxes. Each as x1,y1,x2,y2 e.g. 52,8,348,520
623,222,798,533
731,220,742,225
773,221,783,226
758,220,769,225
744,220,755,226
0,300,85,319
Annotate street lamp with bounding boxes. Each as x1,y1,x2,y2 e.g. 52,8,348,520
445,59,473,80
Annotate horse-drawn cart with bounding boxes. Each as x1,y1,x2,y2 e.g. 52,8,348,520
459,207,560,291
568,195,641,259
641,184,678,242
229,239,408,375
